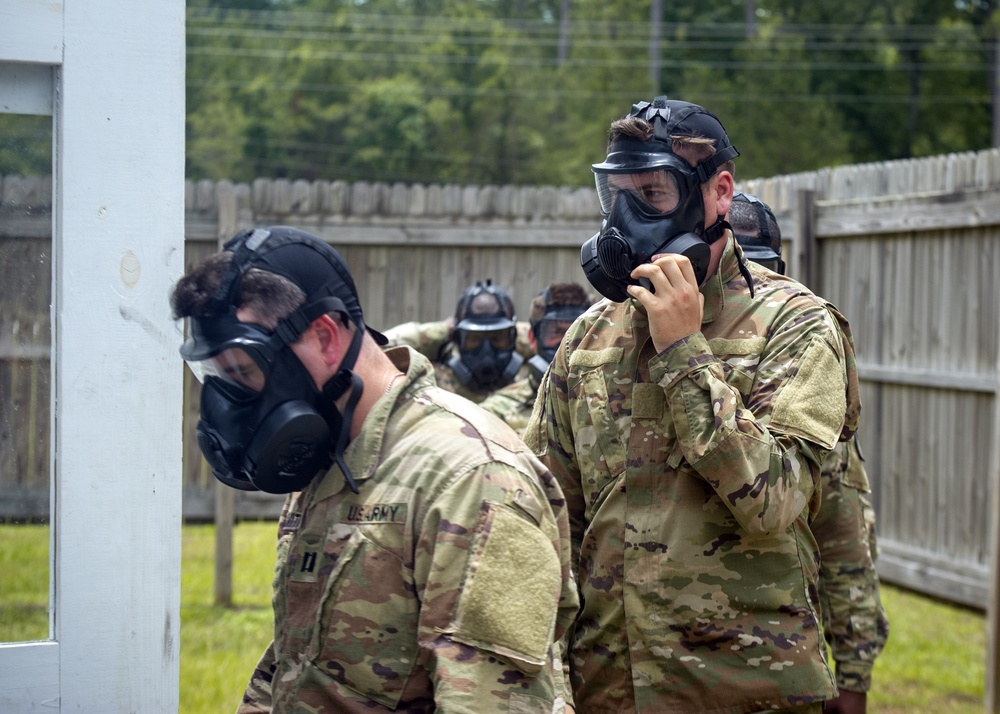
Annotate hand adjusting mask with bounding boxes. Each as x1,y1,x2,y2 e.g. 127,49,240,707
581,98,739,302
180,228,371,495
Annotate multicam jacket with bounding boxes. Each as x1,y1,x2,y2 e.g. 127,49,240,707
384,320,533,405
524,236,861,713
237,347,578,713
814,437,890,693
479,368,543,437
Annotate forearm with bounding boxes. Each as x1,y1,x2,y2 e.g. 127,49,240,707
815,479,889,692
654,331,836,534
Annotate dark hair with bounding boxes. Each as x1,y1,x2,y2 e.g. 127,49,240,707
170,251,306,328
529,282,591,327
729,197,781,253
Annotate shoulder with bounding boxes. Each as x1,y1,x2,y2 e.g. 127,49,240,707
389,384,546,481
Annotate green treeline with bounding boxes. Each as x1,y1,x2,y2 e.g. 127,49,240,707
3,0,996,185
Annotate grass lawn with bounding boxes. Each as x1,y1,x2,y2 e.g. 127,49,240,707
0,521,992,712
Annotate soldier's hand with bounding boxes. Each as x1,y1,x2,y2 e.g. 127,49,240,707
823,689,866,714
628,253,705,354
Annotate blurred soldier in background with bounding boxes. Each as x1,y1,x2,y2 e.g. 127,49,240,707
730,191,890,714
384,279,526,404
480,281,593,435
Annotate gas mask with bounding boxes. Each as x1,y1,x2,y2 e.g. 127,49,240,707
581,97,739,303
732,192,786,275
180,228,374,494
527,300,590,379
447,279,523,391
448,321,523,391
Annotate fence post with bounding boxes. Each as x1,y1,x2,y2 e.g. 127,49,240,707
214,182,236,607
986,308,1000,709
794,188,817,290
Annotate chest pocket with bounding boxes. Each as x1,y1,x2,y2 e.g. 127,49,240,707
317,524,416,708
572,359,630,518
279,521,417,709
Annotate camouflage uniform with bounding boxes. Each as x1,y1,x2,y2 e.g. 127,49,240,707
813,438,890,694
384,320,532,404
238,347,578,713
480,369,542,437
524,237,861,713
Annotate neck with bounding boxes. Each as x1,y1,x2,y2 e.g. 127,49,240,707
333,348,400,440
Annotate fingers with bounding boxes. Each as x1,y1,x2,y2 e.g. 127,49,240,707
630,254,698,296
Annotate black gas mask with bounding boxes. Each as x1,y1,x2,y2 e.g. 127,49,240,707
581,97,739,303
446,280,523,391
180,228,377,495
732,192,786,275
527,299,590,380
448,321,523,391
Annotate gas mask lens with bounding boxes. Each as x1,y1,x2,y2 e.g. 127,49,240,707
537,320,572,350
188,346,267,393
459,326,516,352
595,170,682,216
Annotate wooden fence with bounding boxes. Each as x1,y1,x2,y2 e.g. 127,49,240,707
4,149,1000,610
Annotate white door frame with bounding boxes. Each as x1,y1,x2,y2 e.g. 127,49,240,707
0,1,184,710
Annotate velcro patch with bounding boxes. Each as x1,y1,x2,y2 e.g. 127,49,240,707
632,382,665,420
569,346,623,368
452,506,560,674
769,335,846,450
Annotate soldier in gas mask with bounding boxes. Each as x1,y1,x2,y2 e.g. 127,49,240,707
480,281,592,435
385,279,528,404
524,98,861,714
171,226,577,713
731,192,889,714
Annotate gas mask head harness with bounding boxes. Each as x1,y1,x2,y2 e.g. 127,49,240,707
179,227,387,495
730,192,785,275
581,96,740,302
447,279,523,391
527,285,591,379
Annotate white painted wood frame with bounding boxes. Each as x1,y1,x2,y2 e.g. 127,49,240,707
0,0,185,710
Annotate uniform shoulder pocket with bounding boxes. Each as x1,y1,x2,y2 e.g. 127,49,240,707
451,503,561,675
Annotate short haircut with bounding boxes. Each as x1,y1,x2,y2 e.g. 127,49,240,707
529,282,591,327
170,251,306,328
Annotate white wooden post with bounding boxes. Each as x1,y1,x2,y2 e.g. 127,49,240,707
0,0,186,710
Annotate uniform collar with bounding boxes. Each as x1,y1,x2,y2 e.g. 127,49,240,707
311,346,435,503
700,232,743,325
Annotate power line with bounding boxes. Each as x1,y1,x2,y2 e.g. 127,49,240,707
187,78,991,104
186,45,990,73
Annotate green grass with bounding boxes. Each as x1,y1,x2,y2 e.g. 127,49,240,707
0,521,992,712
180,522,276,714
0,523,49,642
869,585,985,713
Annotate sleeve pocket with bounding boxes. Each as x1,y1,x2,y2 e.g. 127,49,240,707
451,504,561,675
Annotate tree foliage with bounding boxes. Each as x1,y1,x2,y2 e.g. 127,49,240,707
2,1,994,183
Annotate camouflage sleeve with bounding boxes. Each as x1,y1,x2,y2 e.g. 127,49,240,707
383,320,453,360
480,378,535,437
415,460,573,712
523,355,583,712
650,301,857,535
235,641,276,714
813,440,890,692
